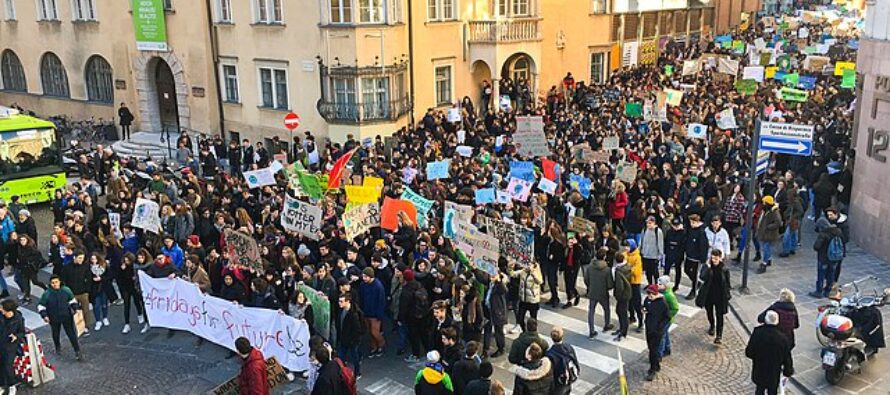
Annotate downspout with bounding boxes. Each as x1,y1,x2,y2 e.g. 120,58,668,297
204,0,226,138
407,0,416,127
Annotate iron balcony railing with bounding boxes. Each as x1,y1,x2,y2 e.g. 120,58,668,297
317,96,411,124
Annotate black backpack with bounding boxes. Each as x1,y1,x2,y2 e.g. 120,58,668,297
413,286,430,320
548,345,579,386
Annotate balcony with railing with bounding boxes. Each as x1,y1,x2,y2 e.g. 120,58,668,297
467,19,542,44
316,96,411,125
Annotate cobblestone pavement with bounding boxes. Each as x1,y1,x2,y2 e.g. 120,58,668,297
593,305,757,394
728,219,890,395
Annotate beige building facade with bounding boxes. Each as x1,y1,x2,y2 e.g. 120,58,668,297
0,0,724,145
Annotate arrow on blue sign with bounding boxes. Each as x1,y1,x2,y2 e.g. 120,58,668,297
758,136,813,156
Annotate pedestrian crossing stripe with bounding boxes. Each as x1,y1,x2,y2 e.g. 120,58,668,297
555,276,700,318
4,276,47,330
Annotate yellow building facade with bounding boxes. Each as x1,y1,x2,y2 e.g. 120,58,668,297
0,0,718,145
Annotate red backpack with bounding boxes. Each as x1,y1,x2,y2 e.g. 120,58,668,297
334,357,357,395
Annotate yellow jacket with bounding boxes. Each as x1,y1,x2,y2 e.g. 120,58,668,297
626,248,643,285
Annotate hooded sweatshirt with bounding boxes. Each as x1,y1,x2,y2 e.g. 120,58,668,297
625,247,643,285
415,362,454,395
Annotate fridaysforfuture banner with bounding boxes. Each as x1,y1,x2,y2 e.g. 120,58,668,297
132,0,168,51
138,272,310,372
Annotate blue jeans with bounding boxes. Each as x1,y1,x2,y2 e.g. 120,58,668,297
338,345,361,376
397,322,408,352
760,240,773,263
816,259,838,295
93,292,108,322
658,322,672,357
782,226,797,254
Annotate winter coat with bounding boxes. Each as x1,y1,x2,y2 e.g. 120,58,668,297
664,227,686,264
61,262,92,295
758,301,799,348
695,262,731,312
173,213,195,244
487,280,508,326
511,358,554,395
583,259,613,303
608,192,628,220
187,265,211,293
238,348,269,395
705,226,731,259
639,227,664,260
508,331,549,365
415,363,454,395
38,286,77,321
745,325,794,388
311,359,349,395
626,249,642,285
336,306,364,348
145,260,179,279
451,356,480,395
0,310,25,353
161,244,186,271
684,224,709,263
613,264,632,302
813,217,844,263
464,378,492,395
644,295,670,335
220,281,248,304
514,265,543,304
757,206,783,242
663,288,679,322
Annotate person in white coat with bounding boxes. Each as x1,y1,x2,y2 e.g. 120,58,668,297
705,216,731,259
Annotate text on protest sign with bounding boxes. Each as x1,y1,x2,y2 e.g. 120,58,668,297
343,202,380,241
243,167,277,189
138,272,310,372
132,198,161,234
478,217,535,266
281,196,322,240
513,116,551,157
224,229,263,273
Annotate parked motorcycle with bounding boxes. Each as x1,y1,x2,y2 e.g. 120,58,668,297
816,275,890,385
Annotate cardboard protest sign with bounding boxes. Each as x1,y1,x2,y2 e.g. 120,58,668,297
834,61,855,76
475,188,496,204
345,185,379,204
297,172,325,200
735,79,758,95
765,66,778,79
841,69,856,89
743,66,764,82
718,57,740,75
402,167,418,184
569,216,597,235
281,196,322,240
478,217,534,265
224,229,263,273
602,136,620,150
495,190,510,204
108,213,122,239
784,73,800,87
537,178,557,195
624,103,642,117
780,87,809,102
506,177,533,202
243,167,277,189
716,108,738,129
132,198,161,234
401,187,434,221
514,116,550,157
343,202,380,241
569,174,592,198
804,55,830,72
509,161,536,182
452,222,500,275
213,357,289,395
364,176,384,191
447,108,461,123
380,197,418,231
616,161,638,184
798,75,817,90
571,142,595,163
663,89,683,106
687,123,708,139
426,160,450,180
443,201,474,239
682,59,700,76
139,272,311,372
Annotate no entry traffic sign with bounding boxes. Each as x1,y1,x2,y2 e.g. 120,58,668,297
284,112,300,130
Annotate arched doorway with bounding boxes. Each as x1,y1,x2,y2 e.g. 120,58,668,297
501,53,536,85
471,60,492,114
153,59,179,133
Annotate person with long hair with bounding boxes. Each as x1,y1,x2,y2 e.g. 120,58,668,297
88,253,113,331
118,252,147,334
14,234,47,304
695,250,732,344
543,223,565,308
608,181,629,234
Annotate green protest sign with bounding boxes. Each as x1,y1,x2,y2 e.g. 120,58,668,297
784,73,800,87
776,55,792,71
841,69,856,89
780,87,809,102
732,40,746,54
297,172,324,200
664,65,674,76
735,79,757,95
132,0,168,51
624,103,642,117
298,283,330,337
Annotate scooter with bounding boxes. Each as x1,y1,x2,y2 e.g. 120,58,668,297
816,276,890,385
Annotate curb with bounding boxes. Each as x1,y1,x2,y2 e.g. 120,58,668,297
728,296,816,395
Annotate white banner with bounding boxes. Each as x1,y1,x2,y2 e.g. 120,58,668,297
281,196,322,240
514,116,551,157
132,198,161,234
138,271,310,372
243,168,277,189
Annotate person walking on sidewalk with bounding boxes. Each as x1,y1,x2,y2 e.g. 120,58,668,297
643,284,669,381
757,196,783,274
359,267,386,358
37,275,82,360
583,248,614,338
640,216,664,286
811,217,845,298
656,276,679,358
664,218,686,293
758,289,799,350
612,252,632,342
625,240,644,333
825,208,850,283
746,310,794,395
779,188,804,258
0,299,25,395
696,250,731,344
683,214,709,300
60,251,92,337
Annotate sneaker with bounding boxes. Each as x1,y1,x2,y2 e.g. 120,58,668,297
112,299,124,306
588,331,598,339
645,371,657,381
753,253,762,262
714,336,722,345
508,324,520,334
140,324,150,334
8,385,15,395
82,330,90,337
75,351,83,361
285,372,295,382
404,355,419,363
16,294,24,301
138,315,145,324
103,318,110,326
302,371,310,379
94,322,103,331
356,374,362,381
122,324,131,334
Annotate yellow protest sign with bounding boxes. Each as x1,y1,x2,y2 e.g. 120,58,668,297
345,185,380,204
664,89,684,106
834,61,855,76
765,66,778,79
364,176,384,191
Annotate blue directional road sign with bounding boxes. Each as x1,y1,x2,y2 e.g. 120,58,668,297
756,151,771,176
758,121,814,156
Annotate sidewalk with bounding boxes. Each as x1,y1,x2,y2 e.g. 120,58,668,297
728,221,890,394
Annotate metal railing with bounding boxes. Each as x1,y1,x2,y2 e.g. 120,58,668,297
467,19,541,43
317,96,411,124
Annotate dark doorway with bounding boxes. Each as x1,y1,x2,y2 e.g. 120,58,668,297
154,60,179,133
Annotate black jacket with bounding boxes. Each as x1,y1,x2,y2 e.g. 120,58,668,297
664,227,686,263
0,310,25,352
311,359,348,395
464,378,492,395
61,262,92,295
644,296,670,335
695,263,732,311
745,325,794,387
684,224,709,263
451,356,479,395
336,306,364,348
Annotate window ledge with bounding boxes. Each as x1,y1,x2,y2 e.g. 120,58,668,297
36,19,61,24
251,22,285,27
257,106,291,112
3,19,16,23
425,19,460,25
223,101,242,106
319,22,404,28
72,19,99,25
215,21,234,26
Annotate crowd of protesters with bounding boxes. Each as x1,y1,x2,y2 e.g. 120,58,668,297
0,4,863,395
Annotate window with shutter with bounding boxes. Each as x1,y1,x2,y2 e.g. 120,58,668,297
643,12,657,38
611,14,621,42
660,11,672,36
674,10,686,34
623,14,639,41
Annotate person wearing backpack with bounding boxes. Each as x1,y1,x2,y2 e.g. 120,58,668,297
335,294,365,380
811,217,845,298
399,269,430,362
310,344,354,395
545,327,579,395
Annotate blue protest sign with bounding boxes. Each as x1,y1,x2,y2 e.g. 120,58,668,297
509,161,535,182
426,160,450,180
475,188,495,204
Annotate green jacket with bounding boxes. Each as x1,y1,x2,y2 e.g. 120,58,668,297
662,288,680,323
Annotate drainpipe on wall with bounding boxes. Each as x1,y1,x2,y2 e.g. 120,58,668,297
204,0,226,138
407,0,416,128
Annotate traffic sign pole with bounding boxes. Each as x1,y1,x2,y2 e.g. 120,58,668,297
283,112,300,163
740,118,761,294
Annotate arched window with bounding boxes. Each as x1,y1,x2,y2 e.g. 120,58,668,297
0,50,27,92
85,55,113,103
40,52,69,97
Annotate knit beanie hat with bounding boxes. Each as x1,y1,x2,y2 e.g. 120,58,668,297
362,267,375,278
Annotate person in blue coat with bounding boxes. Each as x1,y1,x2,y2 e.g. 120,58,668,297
160,235,185,271
359,267,387,358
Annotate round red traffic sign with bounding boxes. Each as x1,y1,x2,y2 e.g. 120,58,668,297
284,112,300,130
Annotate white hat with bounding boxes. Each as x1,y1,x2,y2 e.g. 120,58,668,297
426,350,440,363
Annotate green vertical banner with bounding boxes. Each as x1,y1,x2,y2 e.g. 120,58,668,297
132,0,168,51
841,69,856,89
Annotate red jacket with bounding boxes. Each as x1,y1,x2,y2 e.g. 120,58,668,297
239,349,269,395
609,192,629,220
